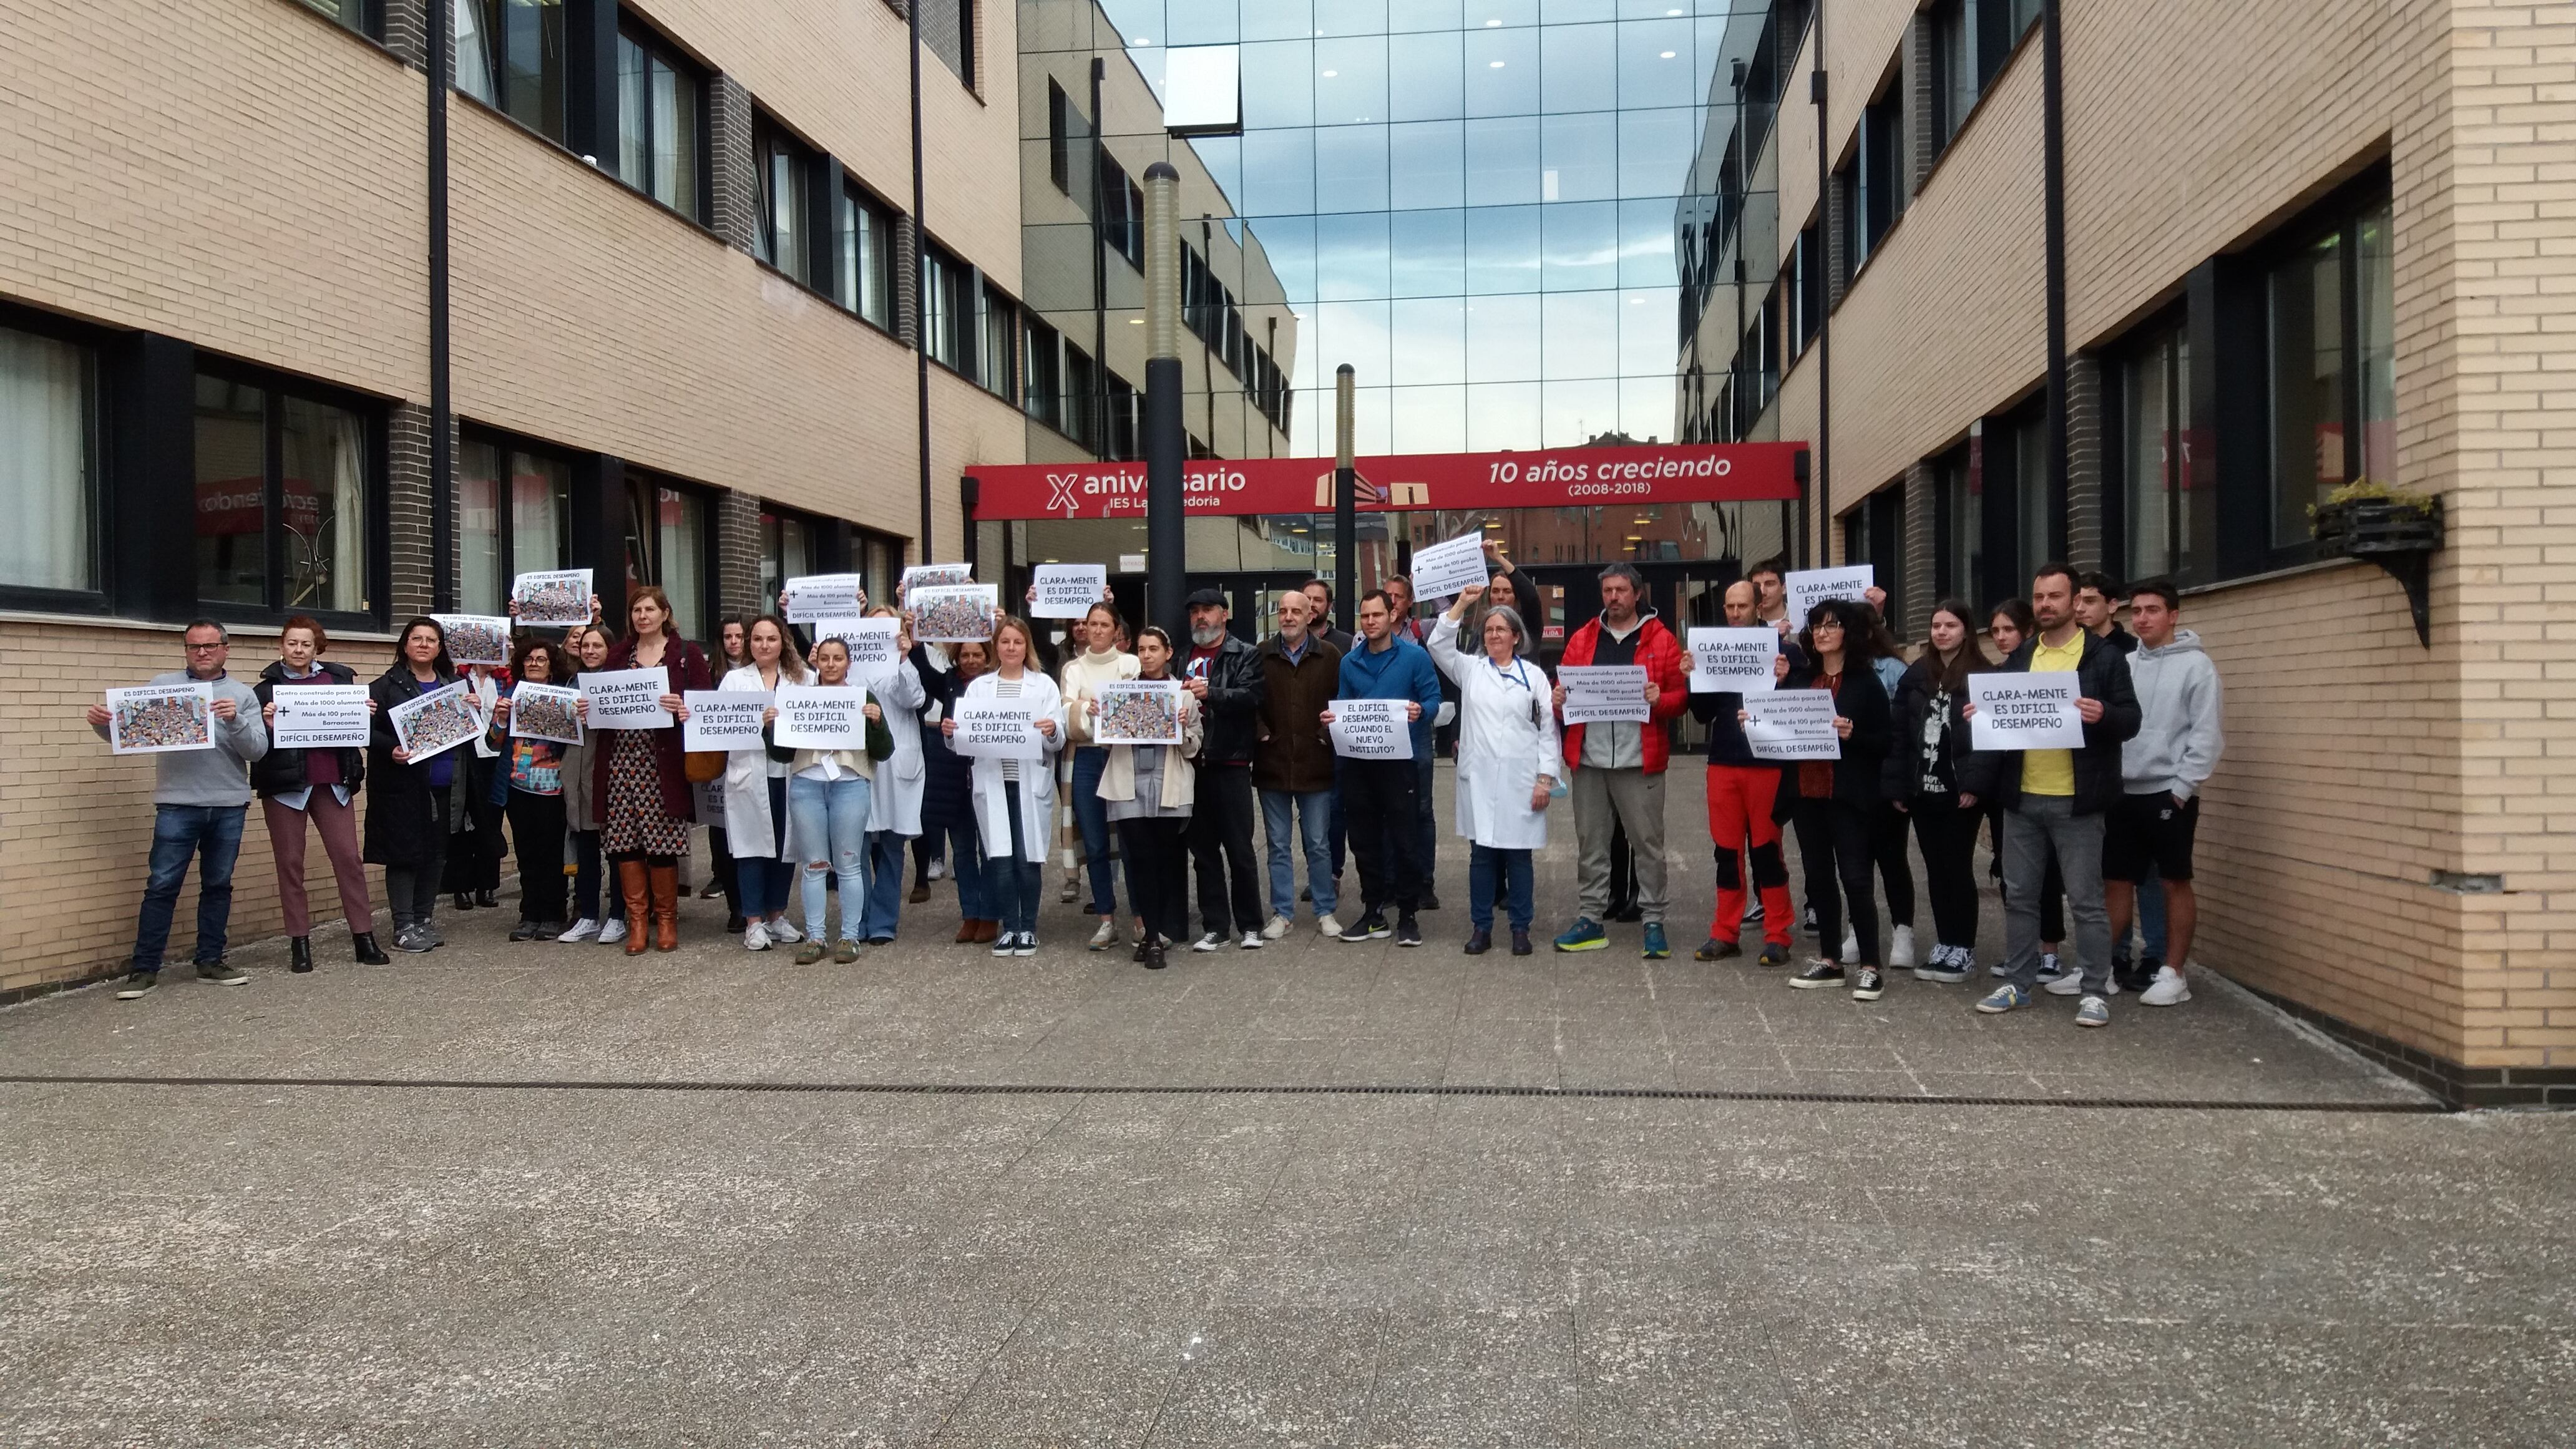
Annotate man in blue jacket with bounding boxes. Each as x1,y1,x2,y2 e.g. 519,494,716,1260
1330,589,1443,947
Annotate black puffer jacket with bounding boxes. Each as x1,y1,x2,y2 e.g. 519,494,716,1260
1880,651,1980,803
251,659,367,796
1958,630,2142,815
1186,632,1267,766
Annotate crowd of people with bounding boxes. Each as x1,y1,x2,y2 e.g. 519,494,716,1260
90,546,2223,1028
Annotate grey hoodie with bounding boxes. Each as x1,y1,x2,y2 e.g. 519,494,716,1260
2120,630,2222,799
93,669,269,807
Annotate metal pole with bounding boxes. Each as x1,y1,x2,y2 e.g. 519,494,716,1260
2041,0,2071,555
910,0,934,561
1334,364,1356,634
1142,162,1186,640
1807,0,1827,570
428,0,454,611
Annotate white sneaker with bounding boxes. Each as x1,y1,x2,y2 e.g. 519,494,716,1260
598,919,628,944
1192,932,1224,953
1088,919,1118,951
927,859,947,881
1262,915,1291,940
1240,930,1265,950
767,917,803,945
2043,967,2086,996
743,920,771,952
1317,914,1343,939
1839,929,1859,965
1889,925,1916,970
2140,964,2192,1007
556,917,600,942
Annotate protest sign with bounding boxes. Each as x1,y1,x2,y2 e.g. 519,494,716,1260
1030,564,1110,619
899,563,974,593
772,684,870,751
1688,627,1780,695
783,573,868,623
1968,671,2086,751
683,690,771,751
1782,565,1873,630
1408,532,1492,602
107,683,216,755
811,617,902,681
506,683,585,745
510,569,593,627
952,699,1042,759
911,583,998,643
693,778,725,824
432,613,513,666
1327,698,1413,759
579,668,672,729
390,680,485,761
1092,680,1184,745
1557,664,1652,724
268,684,371,749
1743,690,1842,761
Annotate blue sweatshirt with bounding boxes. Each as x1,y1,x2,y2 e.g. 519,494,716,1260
1337,635,1444,759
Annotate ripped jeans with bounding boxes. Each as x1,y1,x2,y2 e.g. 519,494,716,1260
788,771,874,947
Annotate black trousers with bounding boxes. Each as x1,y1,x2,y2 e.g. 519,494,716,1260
1344,757,1423,917
442,758,506,893
1118,816,1193,948
1908,797,1982,952
1791,797,1878,968
504,790,568,924
1186,763,1264,938
1869,801,1916,929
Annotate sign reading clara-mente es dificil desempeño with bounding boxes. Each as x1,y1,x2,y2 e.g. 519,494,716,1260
1327,698,1412,759
812,617,902,679
1742,689,1842,761
771,684,869,751
1029,564,1110,619
267,684,372,749
1968,671,2086,751
578,668,671,729
781,573,867,623
1687,627,1780,695
1556,665,1652,724
952,700,1042,759
1782,565,1873,631
681,690,771,751
1406,532,1493,602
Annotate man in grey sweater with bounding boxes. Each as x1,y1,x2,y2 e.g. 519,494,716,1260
85,620,270,998
2101,580,2223,1008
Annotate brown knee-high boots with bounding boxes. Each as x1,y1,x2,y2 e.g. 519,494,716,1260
618,859,651,957
648,861,680,952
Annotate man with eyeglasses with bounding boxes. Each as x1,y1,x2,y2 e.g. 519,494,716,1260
87,620,271,998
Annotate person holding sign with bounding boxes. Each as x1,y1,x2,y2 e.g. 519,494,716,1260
1427,585,1563,957
592,586,713,955
1549,563,1689,959
941,616,1066,956
1327,589,1443,946
1056,599,1138,950
363,618,461,955
1882,600,1991,984
554,623,628,947
1684,582,1806,967
1095,626,1204,970
858,606,932,947
482,637,574,941
85,620,270,999
784,636,895,964
251,617,387,973
711,617,807,952
1754,598,1893,1000
1963,565,2142,1027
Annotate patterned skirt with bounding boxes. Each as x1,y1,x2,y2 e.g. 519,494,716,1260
600,729,691,857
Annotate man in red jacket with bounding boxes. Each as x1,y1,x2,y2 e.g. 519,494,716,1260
1549,563,1689,958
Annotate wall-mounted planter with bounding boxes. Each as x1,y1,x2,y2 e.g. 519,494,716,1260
2313,495,2442,646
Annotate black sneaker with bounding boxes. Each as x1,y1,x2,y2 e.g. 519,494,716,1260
1394,916,1423,947
1788,960,1847,989
1463,928,1492,955
114,971,157,1000
1510,928,1533,956
1132,940,1149,964
395,925,434,955
1695,938,1742,961
195,960,247,986
452,892,475,911
1850,966,1886,1001
1142,940,1168,970
508,920,544,942
1345,914,1392,942
1757,942,1792,968
1419,892,1441,912
474,890,500,909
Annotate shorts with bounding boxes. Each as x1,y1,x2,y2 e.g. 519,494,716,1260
2103,791,2197,883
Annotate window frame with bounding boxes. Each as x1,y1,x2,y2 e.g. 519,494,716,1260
189,357,386,632
295,0,384,41
0,316,106,613
837,181,900,333
2260,191,2393,552
615,17,710,227
622,469,720,646
456,426,575,617
752,114,819,286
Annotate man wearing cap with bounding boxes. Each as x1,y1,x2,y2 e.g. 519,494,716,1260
1181,587,1271,952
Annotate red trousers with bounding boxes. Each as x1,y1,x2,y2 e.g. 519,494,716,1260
1705,763,1792,945
263,791,374,936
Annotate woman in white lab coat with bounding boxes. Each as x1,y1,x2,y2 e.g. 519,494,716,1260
940,615,1066,957
1427,584,1562,957
859,604,926,944
719,616,809,952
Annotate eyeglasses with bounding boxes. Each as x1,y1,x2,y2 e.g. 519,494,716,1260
185,642,227,652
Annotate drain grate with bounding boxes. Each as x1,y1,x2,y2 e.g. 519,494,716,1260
0,1073,2448,1113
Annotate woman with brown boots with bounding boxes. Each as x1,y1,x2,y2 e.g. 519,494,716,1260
593,586,711,955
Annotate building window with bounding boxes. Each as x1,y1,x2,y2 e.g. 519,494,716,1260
193,370,374,617
922,246,970,372
859,529,904,602
753,118,814,285
298,0,381,38
459,437,570,615
837,185,897,329
1106,372,1140,461
1023,320,1063,431
456,0,567,143
1858,84,1905,258
1047,80,1072,193
759,505,817,605
1098,152,1144,270
2003,407,2050,587
1785,223,1822,361
1931,446,1976,603
922,0,976,90
1063,341,1099,451
617,22,705,223
1833,162,1860,293
623,474,712,643
2118,323,2198,584
0,326,100,598
976,276,1017,401
1928,0,2036,154
2265,196,2394,549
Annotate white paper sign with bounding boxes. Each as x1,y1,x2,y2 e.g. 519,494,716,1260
390,680,485,762
432,613,513,667
107,683,217,755
510,569,593,626
1327,698,1414,759
1688,627,1780,695
1557,664,1652,724
772,684,870,751
1030,564,1110,619
1408,532,1492,602
783,573,868,623
1118,553,1147,573
1092,680,1184,745
952,700,1042,759
910,583,998,643
1783,565,1873,631
806,615,899,675
268,684,372,749
505,683,585,745
580,668,673,729
900,563,975,593
1968,671,2086,751
1744,690,1843,761
683,690,770,751
693,778,725,823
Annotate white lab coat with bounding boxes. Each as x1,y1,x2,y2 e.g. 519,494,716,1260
866,650,928,837
960,670,1067,862
1427,616,1563,851
718,663,806,862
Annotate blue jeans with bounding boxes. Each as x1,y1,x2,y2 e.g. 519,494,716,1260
131,804,248,971
1070,747,1118,915
939,817,988,920
1261,787,1338,919
859,830,910,940
1329,757,1347,878
989,779,1042,937
1468,844,1534,932
2137,874,2169,960
789,773,873,945
736,776,794,920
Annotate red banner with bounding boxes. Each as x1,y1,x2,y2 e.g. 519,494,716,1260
967,442,1803,522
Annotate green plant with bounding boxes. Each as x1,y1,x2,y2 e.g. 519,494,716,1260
2309,479,2436,519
